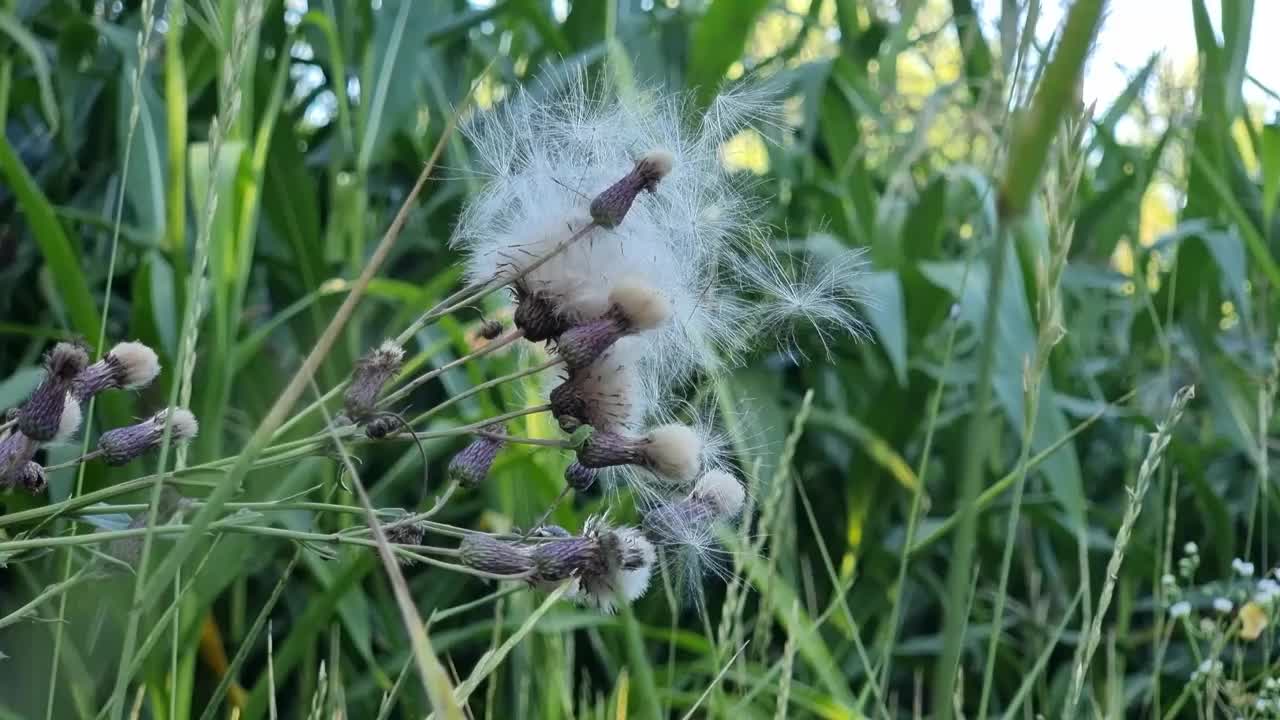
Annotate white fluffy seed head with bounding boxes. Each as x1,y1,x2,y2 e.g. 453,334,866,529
374,340,405,367
54,394,82,442
109,341,161,389
160,408,200,441
693,470,746,518
639,149,674,180
644,423,701,484
609,277,670,331
615,527,656,603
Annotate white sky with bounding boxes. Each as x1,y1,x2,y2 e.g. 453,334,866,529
989,0,1280,112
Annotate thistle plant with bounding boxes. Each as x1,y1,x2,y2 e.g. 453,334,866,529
0,72,864,629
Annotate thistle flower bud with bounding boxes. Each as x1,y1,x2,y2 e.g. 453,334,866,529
479,319,504,340
564,462,597,492
531,520,655,613
97,408,199,466
344,340,404,420
589,150,674,228
556,279,670,370
644,472,745,549
73,341,161,400
19,342,89,441
458,533,535,576
0,430,39,484
448,431,506,488
576,423,701,484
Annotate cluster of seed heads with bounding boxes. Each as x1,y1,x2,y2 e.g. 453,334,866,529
1,340,195,495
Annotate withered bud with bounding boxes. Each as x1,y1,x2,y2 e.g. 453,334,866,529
513,286,571,342
74,341,161,400
13,461,47,494
564,462,597,492
98,408,199,466
479,319,504,340
383,521,426,565
344,340,404,420
448,431,506,488
589,150,674,228
458,533,535,576
20,342,89,441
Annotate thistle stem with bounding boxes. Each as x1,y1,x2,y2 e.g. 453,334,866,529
380,329,525,408
394,223,599,347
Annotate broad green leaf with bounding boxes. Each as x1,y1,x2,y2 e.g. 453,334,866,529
920,240,1085,527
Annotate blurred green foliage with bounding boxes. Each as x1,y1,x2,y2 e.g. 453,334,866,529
1,0,1279,718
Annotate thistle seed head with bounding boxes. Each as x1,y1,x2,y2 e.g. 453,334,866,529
448,431,506,489
555,280,669,371
575,423,701,485
20,342,89,441
344,340,404,420
690,469,746,519
74,341,161,399
589,150,674,228
531,519,655,613
641,424,702,484
458,533,535,576
98,408,199,466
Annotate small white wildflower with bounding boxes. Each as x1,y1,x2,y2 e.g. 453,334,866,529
1232,558,1255,577
1161,573,1176,588
1258,578,1280,601
1212,597,1234,613
1184,541,1198,555
1168,601,1192,619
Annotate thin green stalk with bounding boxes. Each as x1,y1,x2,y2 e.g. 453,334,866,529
932,225,1012,717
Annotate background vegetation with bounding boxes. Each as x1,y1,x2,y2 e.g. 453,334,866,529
1,0,1277,718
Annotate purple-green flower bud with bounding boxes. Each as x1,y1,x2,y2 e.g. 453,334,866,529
589,150,673,228
344,341,404,420
0,430,38,485
98,409,199,466
20,342,88,441
448,432,505,488
564,462,597,492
